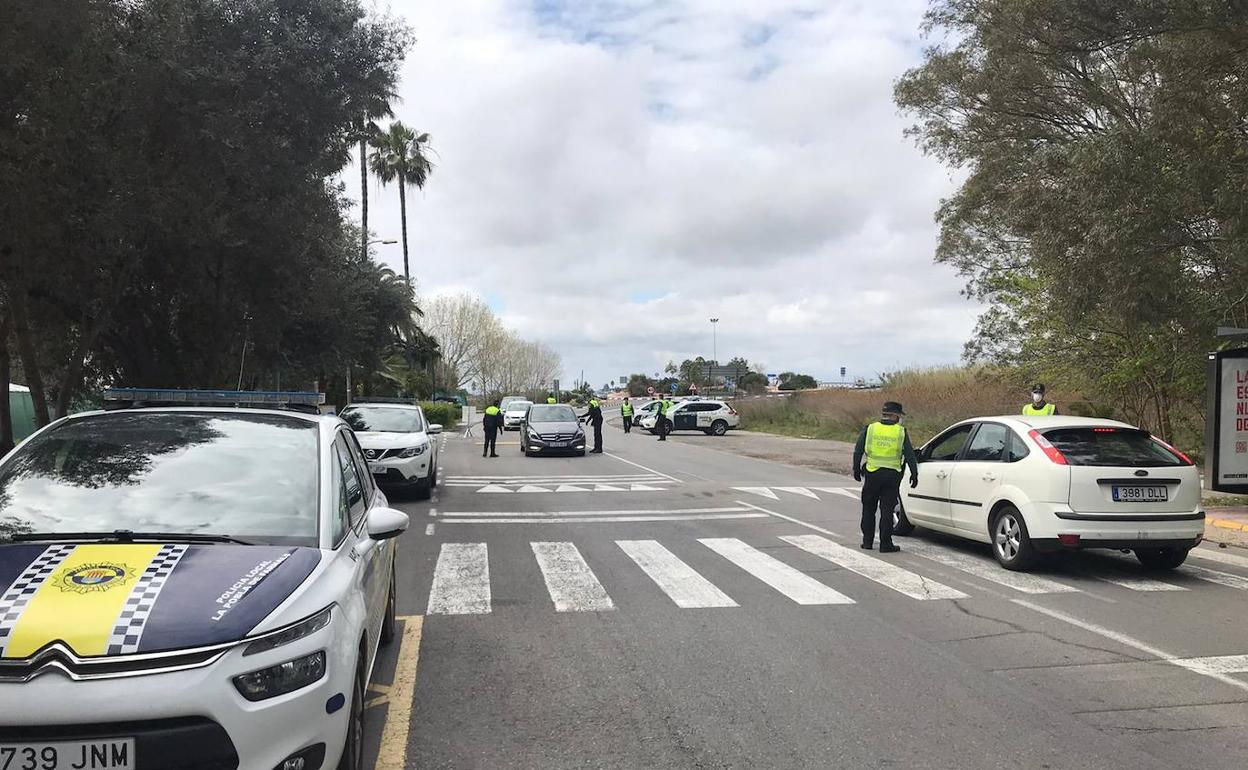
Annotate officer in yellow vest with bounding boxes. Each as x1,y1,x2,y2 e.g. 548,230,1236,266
547,394,557,404
655,397,671,441
1022,384,1057,416
482,400,502,457
852,401,919,552
583,397,604,452
621,398,634,433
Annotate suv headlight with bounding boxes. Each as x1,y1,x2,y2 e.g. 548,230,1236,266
233,651,326,701
243,606,332,656
398,444,428,458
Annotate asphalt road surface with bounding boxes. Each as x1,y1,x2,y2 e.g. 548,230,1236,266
362,422,1248,769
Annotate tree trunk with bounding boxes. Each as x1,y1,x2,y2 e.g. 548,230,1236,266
359,137,369,262
9,290,50,427
399,172,409,283
0,310,14,454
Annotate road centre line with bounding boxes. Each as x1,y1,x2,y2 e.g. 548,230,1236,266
604,452,682,482
439,513,770,524
1012,599,1248,695
373,615,423,770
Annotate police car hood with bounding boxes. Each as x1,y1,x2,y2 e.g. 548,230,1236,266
354,431,427,451
0,543,321,659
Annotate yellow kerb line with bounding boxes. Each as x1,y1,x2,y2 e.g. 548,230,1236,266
374,615,424,770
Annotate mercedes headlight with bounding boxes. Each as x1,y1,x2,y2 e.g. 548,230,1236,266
233,651,326,701
398,444,429,458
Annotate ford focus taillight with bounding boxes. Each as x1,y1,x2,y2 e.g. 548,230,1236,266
1028,429,1068,465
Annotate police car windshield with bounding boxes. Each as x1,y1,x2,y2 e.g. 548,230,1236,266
527,405,577,422
341,406,425,433
505,402,532,412
0,413,319,546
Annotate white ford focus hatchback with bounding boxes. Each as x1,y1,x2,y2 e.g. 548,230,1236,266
897,415,1202,571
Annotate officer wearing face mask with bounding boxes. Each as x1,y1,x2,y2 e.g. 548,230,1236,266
852,401,918,553
1022,384,1057,416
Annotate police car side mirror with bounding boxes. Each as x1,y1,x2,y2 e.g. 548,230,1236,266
367,506,410,541
428,423,443,435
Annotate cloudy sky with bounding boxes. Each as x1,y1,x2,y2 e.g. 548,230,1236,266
344,0,980,388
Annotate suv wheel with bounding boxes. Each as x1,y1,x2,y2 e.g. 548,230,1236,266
991,506,1036,571
1136,547,1190,571
710,420,728,436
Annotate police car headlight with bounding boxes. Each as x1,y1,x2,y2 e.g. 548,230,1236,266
233,651,326,701
243,606,333,656
398,444,428,459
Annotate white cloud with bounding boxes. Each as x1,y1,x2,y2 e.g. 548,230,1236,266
346,0,978,386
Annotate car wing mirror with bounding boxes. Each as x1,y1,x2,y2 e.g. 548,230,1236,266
367,506,410,541
428,423,443,435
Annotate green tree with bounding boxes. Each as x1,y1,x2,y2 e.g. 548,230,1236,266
778,373,818,391
737,371,769,395
369,121,434,284
895,0,1248,445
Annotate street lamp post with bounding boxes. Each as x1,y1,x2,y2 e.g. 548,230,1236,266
709,318,719,365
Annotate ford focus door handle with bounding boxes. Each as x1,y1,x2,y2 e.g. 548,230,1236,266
935,471,948,479
982,473,997,482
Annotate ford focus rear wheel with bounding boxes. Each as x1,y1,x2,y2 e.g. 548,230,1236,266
991,506,1036,571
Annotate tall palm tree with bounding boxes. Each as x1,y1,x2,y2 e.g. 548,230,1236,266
369,121,434,283
352,78,396,262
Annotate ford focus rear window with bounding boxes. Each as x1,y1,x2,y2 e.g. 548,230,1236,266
1043,428,1187,467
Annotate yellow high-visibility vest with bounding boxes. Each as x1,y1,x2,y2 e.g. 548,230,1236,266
621,403,634,416
1023,403,1056,416
865,421,905,472
485,406,500,416
547,397,557,404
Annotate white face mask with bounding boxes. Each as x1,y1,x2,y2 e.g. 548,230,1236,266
1032,392,1043,403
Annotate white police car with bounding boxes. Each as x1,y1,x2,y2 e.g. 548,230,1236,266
0,389,409,770
637,399,740,436
339,400,441,499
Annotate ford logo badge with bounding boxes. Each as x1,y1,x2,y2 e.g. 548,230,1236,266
1134,469,1148,477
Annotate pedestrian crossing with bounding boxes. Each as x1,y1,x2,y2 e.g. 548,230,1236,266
422,536,1248,615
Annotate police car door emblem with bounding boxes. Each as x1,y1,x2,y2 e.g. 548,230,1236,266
56,563,136,594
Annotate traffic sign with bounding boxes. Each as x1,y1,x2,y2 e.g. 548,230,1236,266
646,386,655,395
670,383,679,393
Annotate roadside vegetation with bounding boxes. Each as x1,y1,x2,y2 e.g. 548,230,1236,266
891,2,1248,454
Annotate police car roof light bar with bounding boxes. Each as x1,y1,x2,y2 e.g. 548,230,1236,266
103,388,326,412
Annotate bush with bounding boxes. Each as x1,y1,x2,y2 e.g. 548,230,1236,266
420,401,460,429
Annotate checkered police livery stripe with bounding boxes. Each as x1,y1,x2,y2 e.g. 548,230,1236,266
106,544,189,655
0,544,77,656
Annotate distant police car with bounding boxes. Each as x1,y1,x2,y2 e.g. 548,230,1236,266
638,399,740,436
339,399,441,499
0,389,409,770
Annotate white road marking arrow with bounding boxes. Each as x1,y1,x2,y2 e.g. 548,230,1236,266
516,485,551,493
593,484,627,492
555,484,592,493
814,487,859,499
629,484,664,491
732,487,780,500
477,484,514,493
775,486,819,499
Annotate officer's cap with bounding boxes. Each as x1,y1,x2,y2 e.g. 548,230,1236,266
882,401,905,415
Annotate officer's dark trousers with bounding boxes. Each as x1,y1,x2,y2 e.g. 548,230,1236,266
657,417,668,440
483,431,498,456
860,468,901,547
590,421,603,451
622,416,632,433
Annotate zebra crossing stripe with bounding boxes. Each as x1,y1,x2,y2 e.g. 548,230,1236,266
904,542,1078,595
617,540,737,609
1094,574,1186,592
1180,564,1248,592
531,543,614,612
427,543,491,615
780,535,967,601
1188,548,1248,570
698,538,854,605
